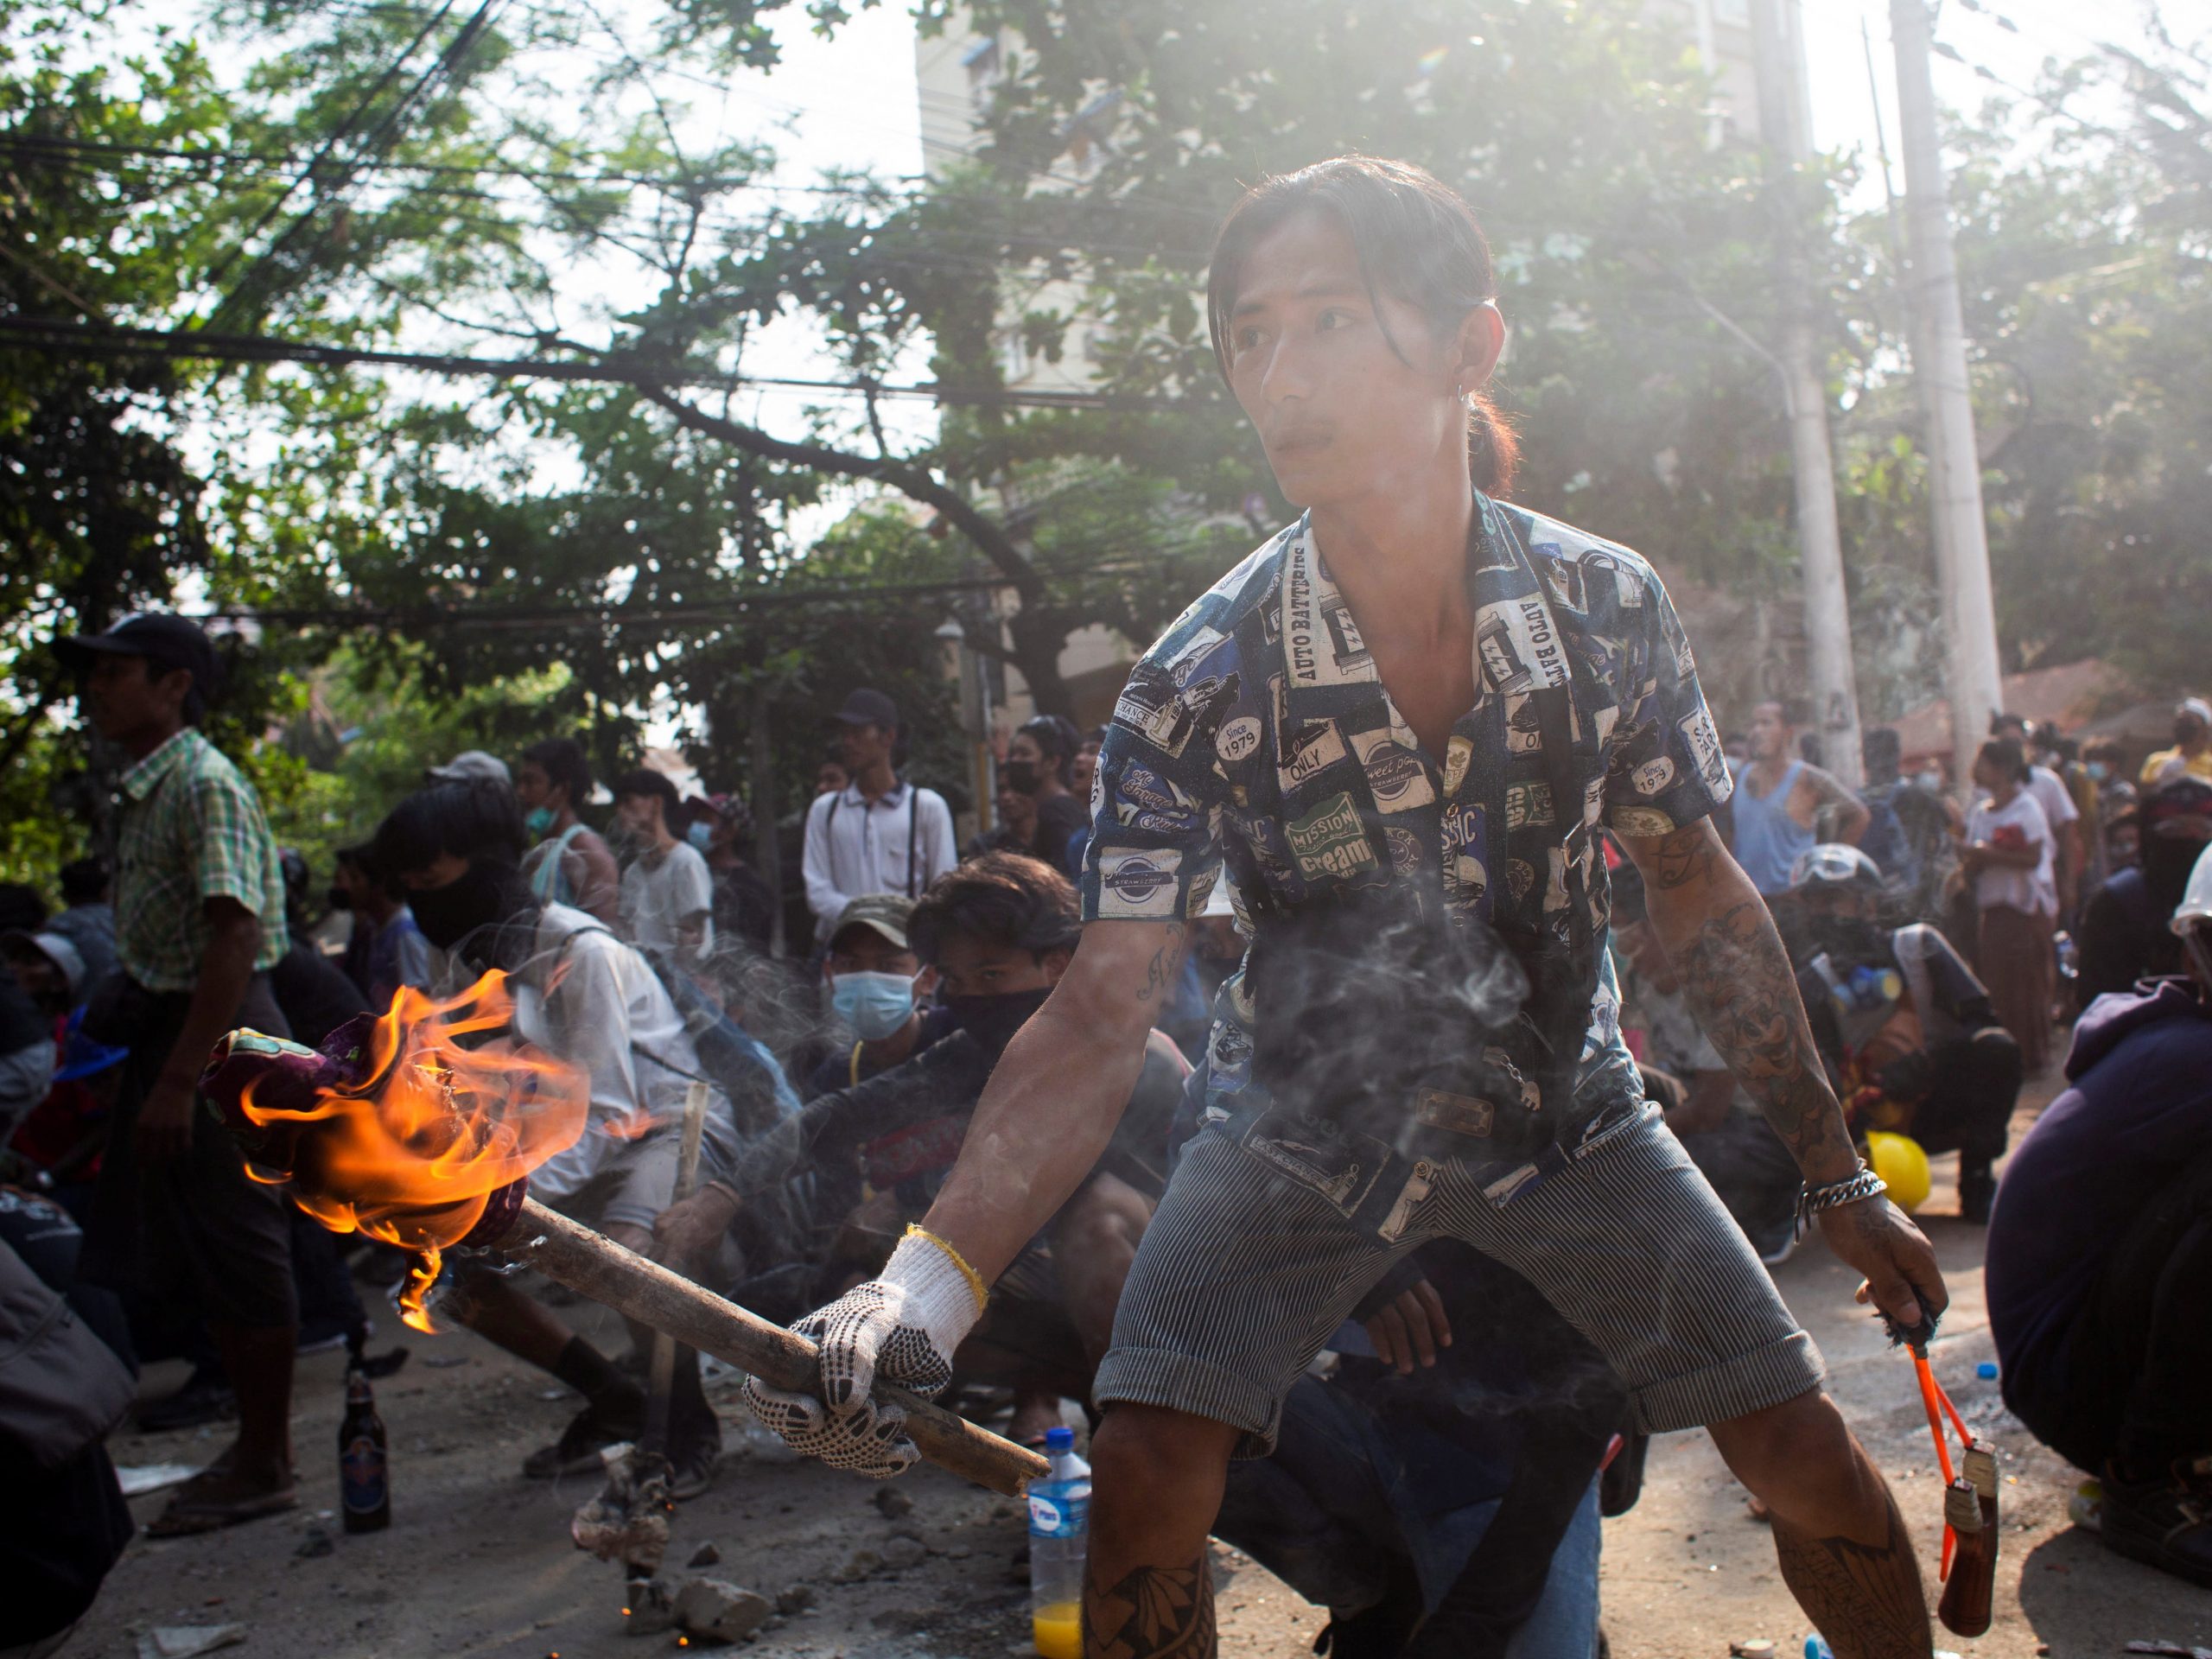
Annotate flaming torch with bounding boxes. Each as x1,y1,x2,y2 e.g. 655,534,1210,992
201,981,1046,1497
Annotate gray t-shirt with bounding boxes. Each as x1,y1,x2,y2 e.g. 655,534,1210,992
619,840,715,964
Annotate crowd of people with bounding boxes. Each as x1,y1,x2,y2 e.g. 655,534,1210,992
5,524,2209,1659
5,156,2210,1659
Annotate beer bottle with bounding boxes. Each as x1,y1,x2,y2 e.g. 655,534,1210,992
339,1365,391,1533
1936,1477,1993,1637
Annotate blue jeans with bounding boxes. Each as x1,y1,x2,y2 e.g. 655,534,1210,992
1514,1482,1603,1659
1212,1367,1603,1656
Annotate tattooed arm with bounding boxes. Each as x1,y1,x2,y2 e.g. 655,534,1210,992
1619,817,1947,1327
919,918,1189,1285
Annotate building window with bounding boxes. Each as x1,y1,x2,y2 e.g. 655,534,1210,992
998,327,1033,383
964,36,1002,113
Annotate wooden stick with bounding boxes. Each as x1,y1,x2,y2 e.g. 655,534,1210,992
640,1082,712,1461
498,1198,1046,1496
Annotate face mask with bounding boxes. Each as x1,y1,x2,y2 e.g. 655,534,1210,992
944,986,1052,1056
1914,771,1942,791
1806,912,1891,968
2085,761,2109,783
831,969,918,1041
408,861,539,968
524,806,556,838
1003,760,1040,794
325,884,353,912
687,820,715,854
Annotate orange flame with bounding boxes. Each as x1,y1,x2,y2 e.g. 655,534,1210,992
233,970,590,1332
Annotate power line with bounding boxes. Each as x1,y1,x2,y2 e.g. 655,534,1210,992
0,133,879,194
0,316,1210,413
170,541,1243,632
208,0,511,332
198,0,464,305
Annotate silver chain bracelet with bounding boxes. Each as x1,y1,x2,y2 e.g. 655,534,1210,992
1795,1160,1889,1233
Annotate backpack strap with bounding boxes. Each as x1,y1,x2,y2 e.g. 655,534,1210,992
906,785,920,895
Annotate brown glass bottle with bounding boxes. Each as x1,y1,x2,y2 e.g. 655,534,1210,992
1937,1476,1993,1637
339,1367,391,1533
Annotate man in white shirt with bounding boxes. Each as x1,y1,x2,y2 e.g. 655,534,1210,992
372,780,733,1495
802,689,957,946
613,768,715,975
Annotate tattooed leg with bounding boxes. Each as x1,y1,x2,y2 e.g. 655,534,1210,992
1086,1561,1217,1659
1713,1390,1931,1659
1083,1405,1238,1659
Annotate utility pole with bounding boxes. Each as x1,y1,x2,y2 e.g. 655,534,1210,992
1750,0,1865,786
1891,0,2004,790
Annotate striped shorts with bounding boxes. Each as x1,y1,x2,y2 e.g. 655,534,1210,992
1094,1100,1822,1454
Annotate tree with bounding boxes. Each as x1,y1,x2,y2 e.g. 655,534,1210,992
1820,20,2212,708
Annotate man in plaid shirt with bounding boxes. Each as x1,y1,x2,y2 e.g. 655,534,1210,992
61,614,300,1535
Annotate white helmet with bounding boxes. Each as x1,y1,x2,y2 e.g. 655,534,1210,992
2171,840,2212,936
1788,842,1883,894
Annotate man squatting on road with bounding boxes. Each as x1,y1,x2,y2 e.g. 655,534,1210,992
746,156,1950,1659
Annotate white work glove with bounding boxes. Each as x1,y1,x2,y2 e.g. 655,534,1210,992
741,1228,985,1478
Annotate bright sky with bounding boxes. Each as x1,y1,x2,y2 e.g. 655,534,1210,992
744,0,2163,226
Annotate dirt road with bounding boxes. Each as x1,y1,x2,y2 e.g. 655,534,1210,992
72,1096,2209,1659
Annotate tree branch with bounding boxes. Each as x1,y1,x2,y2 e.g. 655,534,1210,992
638,385,1046,604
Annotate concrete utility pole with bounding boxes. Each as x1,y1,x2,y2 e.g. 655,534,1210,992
1891,0,2005,787
1750,0,1864,786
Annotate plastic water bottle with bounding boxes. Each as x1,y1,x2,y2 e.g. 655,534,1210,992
1805,1641,1834,1659
1028,1426,1090,1659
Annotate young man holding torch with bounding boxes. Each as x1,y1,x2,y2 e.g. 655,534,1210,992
747,159,1947,1658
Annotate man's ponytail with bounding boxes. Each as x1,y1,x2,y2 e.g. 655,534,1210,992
1468,391,1519,499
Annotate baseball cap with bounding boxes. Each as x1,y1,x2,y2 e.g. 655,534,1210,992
2143,775,2212,835
426,750,513,788
55,614,220,696
0,930,86,999
833,688,899,728
830,893,915,952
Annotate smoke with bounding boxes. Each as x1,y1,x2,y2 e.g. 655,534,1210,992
1242,883,1531,1153
705,934,838,1073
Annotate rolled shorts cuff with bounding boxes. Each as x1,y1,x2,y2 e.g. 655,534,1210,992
1630,1325,1824,1434
1094,1344,1289,1458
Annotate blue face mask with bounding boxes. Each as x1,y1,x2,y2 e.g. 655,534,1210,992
687,820,715,853
2085,761,2109,784
831,969,918,1041
524,805,557,838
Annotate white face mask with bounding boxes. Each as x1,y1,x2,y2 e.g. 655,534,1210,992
1914,771,1942,791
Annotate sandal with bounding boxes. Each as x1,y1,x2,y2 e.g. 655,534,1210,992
145,1468,298,1537
667,1413,724,1503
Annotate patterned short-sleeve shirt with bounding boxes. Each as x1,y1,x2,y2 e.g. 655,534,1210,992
1079,496,1732,1146
115,728,290,992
